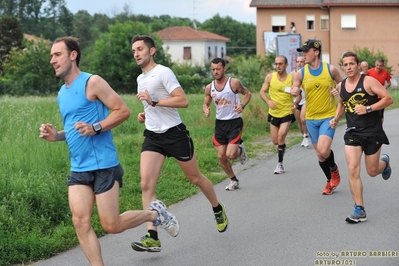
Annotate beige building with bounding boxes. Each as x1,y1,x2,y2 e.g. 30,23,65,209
250,0,399,76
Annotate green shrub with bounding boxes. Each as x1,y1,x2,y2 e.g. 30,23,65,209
171,63,212,93
338,46,393,74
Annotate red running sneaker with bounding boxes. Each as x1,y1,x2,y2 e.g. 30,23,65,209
330,166,341,190
322,182,333,195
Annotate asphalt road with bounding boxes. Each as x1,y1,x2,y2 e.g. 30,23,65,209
33,109,399,266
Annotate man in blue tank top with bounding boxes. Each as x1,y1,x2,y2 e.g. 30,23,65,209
39,36,179,265
330,51,392,223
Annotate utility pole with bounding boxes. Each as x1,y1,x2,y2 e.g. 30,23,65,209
192,0,198,30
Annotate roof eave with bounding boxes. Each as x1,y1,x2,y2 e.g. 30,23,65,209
250,4,321,8
250,3,399,8
323,3,399,7
163,38,230,42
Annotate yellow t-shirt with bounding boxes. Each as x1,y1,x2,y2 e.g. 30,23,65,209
268,72,293,118
302,62,336,119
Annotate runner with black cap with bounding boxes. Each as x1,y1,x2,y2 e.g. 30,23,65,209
291,39,343,195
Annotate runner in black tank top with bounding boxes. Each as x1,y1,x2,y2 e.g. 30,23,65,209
330,51,393,224
340,74,382,135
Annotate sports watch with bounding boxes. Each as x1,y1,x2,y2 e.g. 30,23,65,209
151,97,159,107
92,122,102,134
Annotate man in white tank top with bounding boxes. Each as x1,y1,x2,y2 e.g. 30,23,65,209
203,58,252,191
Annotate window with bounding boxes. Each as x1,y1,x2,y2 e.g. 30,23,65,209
320,15,329,30
183,47,191,60
271,15,286,32
221,47,224,58
341,14,356,29
214,46,217,57
208,47,211,60
306,15,315,30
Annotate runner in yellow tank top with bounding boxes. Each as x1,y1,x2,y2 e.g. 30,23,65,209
260,55,300,174
302,62,336,120
291,40,343,195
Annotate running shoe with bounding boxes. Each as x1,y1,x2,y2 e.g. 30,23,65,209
330,166,341,190
131,233,161,252
149,200,179,237
239,143,248,165
381,154,391,180
274,163,285,174
346,205,367,223
301,137,310,147
321,182,333,195
214,204,228,233
225,180,239,191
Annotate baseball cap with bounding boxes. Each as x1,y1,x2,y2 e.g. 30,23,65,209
297,40,322,52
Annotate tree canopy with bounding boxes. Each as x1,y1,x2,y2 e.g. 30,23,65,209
0,1,257,95
0,16,23,75
87,20,172,94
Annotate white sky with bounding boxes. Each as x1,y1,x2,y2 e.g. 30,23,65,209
65,0,256,24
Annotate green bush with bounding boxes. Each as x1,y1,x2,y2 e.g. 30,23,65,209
171,63,212,93
21,73,41,95
225,54,274,93
338,46,393,74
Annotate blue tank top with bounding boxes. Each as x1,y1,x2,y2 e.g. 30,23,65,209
57,72,119,171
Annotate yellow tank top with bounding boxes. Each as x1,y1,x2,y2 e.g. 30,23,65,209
302,62,336,119
268,72,293,118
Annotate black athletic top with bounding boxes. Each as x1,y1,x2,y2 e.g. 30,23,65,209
340,74,382,136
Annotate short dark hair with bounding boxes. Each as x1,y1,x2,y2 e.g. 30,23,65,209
131,35,156,49
53,36,81,67
342,51,359,64
211,57,226,67
276,55,288,64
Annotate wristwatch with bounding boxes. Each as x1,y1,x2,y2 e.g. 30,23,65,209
92,122,102,134
151,97,159,107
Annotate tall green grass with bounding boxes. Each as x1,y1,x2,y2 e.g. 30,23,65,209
1,89,398,265
0,93,268,265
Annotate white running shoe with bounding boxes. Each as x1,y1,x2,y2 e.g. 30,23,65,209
149,200,179,237
274,163,285,174
225,180,239,191
301,137,310,147
239,143,248,165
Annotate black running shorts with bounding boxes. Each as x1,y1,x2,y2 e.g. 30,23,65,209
213,117,243,146
141,123,194,162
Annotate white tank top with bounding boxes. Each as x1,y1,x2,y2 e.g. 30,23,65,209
210,77,241,120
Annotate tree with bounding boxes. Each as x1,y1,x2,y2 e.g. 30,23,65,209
58,4,74,36
149,15,193,32
88,20,171,93
72,10,94,49
1,39,60,95
0,16,23,76
92,13,112,35
200,14,256,57
0,0,19,16
17,0,46,35
338,46,392,74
